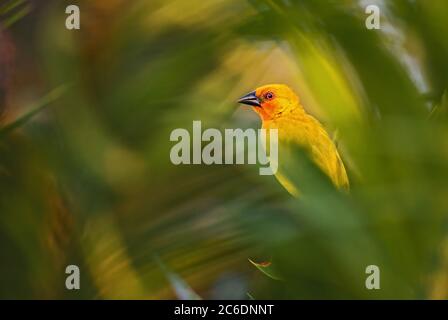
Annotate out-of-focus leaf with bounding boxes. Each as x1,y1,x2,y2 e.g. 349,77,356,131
429,90,448,120
0,0,24,15
156,256,202,300
0,0,30,28
0,84,67,137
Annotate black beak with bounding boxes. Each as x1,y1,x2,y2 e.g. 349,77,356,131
237,91,261,107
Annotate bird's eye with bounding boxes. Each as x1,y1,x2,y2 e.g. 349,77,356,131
264,92,274,100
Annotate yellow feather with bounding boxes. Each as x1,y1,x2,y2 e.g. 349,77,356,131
242,84,349,196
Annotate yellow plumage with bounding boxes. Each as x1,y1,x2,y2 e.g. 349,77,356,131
238,84,349,197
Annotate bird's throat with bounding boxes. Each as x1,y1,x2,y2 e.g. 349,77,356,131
253,106,273,122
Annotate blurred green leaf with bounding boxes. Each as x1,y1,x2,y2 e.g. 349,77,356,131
0,0,30,28
0,84,67,137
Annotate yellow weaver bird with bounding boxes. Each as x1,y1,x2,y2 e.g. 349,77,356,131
238,84,349,197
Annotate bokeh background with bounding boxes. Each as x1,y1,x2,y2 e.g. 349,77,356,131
1,0,448,299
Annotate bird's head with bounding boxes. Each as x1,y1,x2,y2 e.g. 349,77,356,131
237,84,301,121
